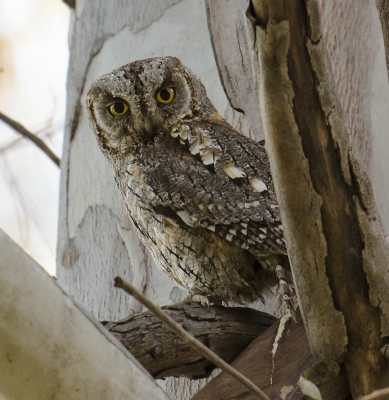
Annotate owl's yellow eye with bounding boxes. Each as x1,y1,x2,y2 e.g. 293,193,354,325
109,101,129,116
156,87,175,104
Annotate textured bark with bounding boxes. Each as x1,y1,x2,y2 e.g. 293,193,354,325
250,0,389,397
376,0,389,81
318,0,380,167
193,318,351,400
105,303,276,379
205,0,264,142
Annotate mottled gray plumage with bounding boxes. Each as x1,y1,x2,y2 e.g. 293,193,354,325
86,56,290,304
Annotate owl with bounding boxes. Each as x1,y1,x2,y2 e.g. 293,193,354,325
86,56,293,306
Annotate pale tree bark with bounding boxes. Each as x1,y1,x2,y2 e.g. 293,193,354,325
106,303,275,380
205,0,264,142
318,0,389,233
0,230,168,400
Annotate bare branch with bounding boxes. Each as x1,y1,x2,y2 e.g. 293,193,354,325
0,111,60,167
114,276,271,400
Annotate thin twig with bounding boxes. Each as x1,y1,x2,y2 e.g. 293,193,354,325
360,388,389,400
114,276,271,400
0,111,60,167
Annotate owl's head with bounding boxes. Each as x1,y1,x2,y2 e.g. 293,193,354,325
86,56,216,159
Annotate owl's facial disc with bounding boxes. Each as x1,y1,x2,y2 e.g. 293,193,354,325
87,56,216,158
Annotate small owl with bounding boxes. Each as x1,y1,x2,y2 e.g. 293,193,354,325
86,56,291,305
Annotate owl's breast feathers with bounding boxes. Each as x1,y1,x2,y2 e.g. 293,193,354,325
119,115,286,260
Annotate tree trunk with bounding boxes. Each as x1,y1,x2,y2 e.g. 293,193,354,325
251,0,389,396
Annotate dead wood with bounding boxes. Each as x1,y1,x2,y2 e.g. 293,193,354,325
193,318,351,400
106,301,352,399
114,278,271,400
104,302,276,380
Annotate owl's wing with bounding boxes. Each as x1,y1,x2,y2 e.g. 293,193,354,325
142,116,286,258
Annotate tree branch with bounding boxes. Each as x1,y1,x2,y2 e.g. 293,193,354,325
204,0,264,142
0,111,60,167
106,292,351,399
114,277,272,400
105,300,276,379
193,318,351,400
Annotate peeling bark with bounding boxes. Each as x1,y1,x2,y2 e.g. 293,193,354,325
250,0,389,397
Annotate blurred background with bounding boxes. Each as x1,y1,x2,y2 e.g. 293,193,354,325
0,0,70,275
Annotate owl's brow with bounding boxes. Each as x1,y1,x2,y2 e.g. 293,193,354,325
158,80,185,90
